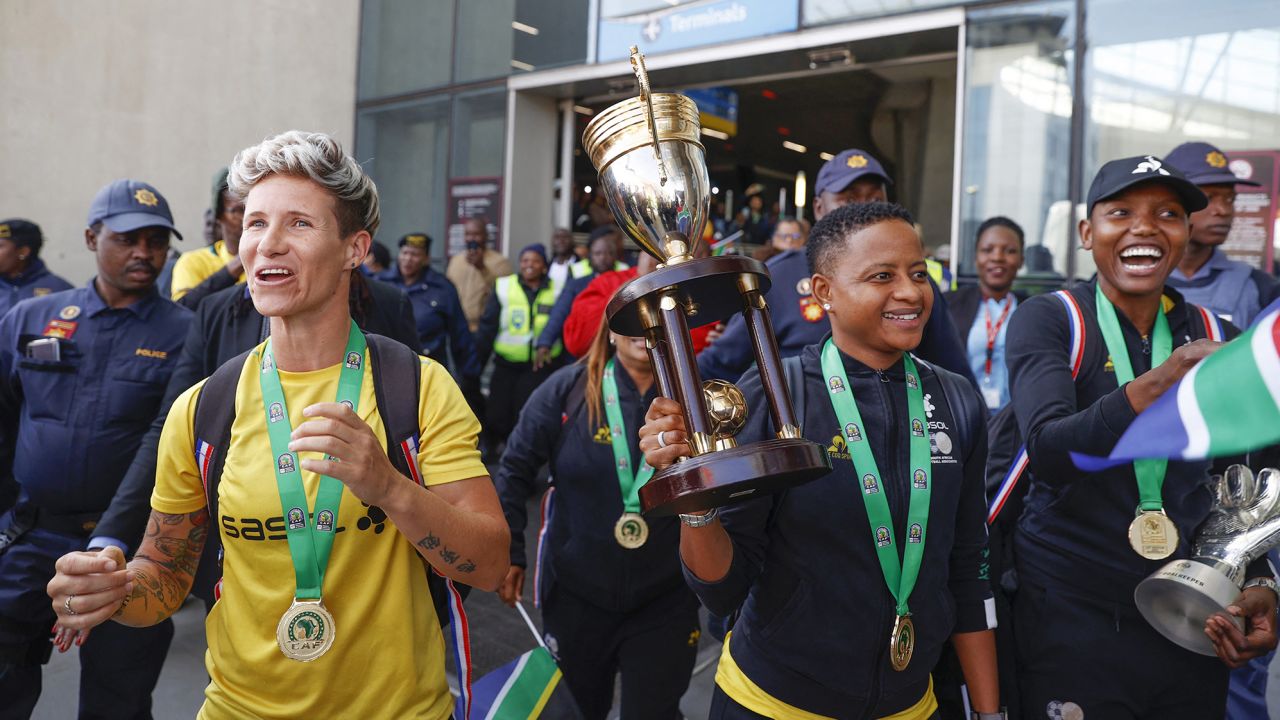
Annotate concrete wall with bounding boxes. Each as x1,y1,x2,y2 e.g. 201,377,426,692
0,0,361,284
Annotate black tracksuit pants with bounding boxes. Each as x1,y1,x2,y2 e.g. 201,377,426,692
541,583,700,720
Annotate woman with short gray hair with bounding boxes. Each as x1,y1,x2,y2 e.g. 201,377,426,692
48,130,509,719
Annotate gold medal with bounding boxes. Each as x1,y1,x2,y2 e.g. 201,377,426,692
276,599,336,662
889,614,915,671
1128,510,1179,560
614,512,649,549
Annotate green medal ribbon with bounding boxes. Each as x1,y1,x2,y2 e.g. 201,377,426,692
601,359,654,514
1094,284,1172,512
259,320,367,600
820,340,931,618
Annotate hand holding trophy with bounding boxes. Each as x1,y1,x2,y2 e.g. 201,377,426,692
581,47,831,516
1136,464,1280,655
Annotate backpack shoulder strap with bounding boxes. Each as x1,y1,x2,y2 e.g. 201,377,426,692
782,355,805,432
1190,304,1225,341
1050,289,1086,380
366,333,474,720
193,349,252,535
366,334,424,484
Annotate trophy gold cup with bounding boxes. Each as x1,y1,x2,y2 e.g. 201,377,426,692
1135,464,1280,655
581,47,831,516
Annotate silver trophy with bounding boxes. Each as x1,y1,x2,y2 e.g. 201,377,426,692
1135,465,1280,655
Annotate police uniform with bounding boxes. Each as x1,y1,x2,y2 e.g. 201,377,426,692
693,338,992,719
476,272,566,449
0,180,191,719
378,235,479,377
495,362,698,719
0,284,190,717
1164,142,1279,327
697,250,975,386
0,220,73,321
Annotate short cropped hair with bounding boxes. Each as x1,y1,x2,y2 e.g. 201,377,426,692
976,216,1025,250
228,130,380,237
806,202,915,275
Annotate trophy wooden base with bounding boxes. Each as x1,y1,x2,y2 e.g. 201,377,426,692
607,256,769,336
639,437,831,516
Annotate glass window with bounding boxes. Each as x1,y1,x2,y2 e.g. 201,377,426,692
513,0,590,71
804,0,972,27
358,0,455,99
356,97,452,264
958,2,1075,283
451,89,507,178
1085,0,1280,272
454,0,516,82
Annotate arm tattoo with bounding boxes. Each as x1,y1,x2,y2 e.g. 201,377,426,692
119,510,208,621
415,531,475,573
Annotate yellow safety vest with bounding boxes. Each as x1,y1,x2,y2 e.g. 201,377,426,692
569,258,629,279
493,275,562,363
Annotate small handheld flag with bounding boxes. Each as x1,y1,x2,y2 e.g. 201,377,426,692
464,602,583,720
1073,308,1280,470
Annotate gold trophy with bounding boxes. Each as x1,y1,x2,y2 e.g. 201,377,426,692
582,47,830,516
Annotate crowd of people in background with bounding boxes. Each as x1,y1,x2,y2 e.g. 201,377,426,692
0,129,1277,720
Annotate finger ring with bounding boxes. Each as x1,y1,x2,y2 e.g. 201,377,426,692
657,430,668,448
64,595,77,616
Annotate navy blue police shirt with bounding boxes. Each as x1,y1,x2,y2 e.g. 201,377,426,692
0,283,191,515
698,250,976,387
1006,281,1252,602
379,267,479,377
685,338,993,718
494,361,692,614
0,259,73,320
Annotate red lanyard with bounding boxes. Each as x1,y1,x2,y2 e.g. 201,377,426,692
983,297,1014,376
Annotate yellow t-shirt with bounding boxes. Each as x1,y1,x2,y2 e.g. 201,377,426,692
714,633,938,720
152,345,486,720
171,240,238,300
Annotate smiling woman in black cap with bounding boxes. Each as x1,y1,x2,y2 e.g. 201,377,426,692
1005,155,1277,719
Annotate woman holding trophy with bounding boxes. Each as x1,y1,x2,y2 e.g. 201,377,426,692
495,317,699,719
640,202,1002,719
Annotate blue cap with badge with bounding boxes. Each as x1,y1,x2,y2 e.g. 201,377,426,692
814,149,893,196
1164,142,1261,188
86,179,183,240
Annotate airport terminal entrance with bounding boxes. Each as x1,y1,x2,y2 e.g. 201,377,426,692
547,23,962,258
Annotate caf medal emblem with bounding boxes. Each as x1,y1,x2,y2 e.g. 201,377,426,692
908,523,923,543
277,453,296,474
913,469,928,489
345,352,362,369
277,600,336,662
614,512,649,549
862,474,879,494
268,402,284,423
316,510,334,533
287,507,306,530
828,376,845,393
876,526,891,547
911,419,924,437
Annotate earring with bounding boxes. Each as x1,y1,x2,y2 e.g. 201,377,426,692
822,303,832,311
609,337,616,346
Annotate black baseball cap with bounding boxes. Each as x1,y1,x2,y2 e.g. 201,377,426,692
1085,155,1208,215
399,233,431,251
0,219,43,252
86,179,184,240
1164,142,1261,188
814,149,893,196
